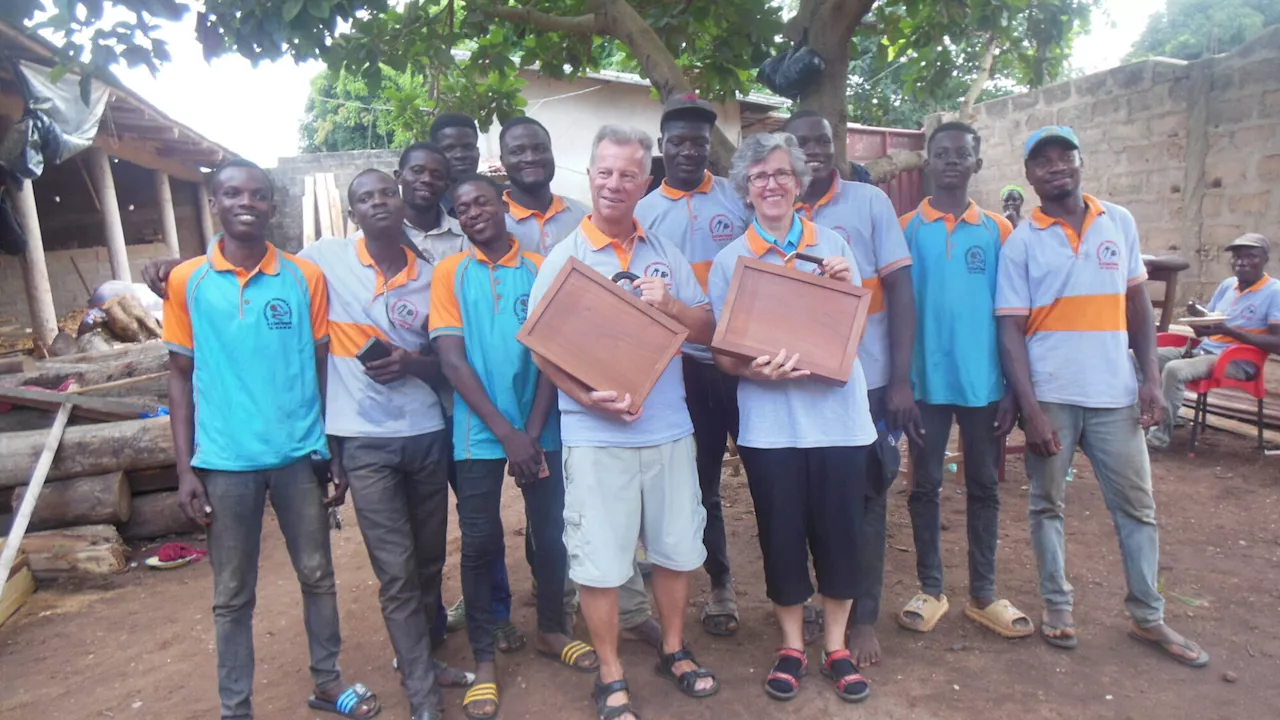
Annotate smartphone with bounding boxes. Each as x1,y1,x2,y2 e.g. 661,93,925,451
357,337,392,366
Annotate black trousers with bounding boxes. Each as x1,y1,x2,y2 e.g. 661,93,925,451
739,445,870,607
682,356,738,588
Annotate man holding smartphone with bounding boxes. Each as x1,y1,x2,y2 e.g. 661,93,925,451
163,159,380,720
299,168,472,720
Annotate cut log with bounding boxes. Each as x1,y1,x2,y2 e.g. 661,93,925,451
0,385,160,421
1,564,35,628
0,524,127,577
11,472,131,531
0,357,36,375
126,466,179,494
0,342,169,391
0,417,173,490
120,491,196,541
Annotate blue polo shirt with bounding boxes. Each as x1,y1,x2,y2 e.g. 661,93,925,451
428,239,561,460
900,199,1013,407
162,239,330,471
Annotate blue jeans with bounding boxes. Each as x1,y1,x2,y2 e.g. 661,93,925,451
907,402,1002,599
1026,402,1164,627
202,457,342,720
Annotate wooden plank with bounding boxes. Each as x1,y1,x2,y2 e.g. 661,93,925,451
0,565,35,628
70,371,168,395
0,393,75,586
0,525,128,577
1178,406,1280,445
302,175,317,247
0,385,160,421
0,357,36,375
326,173,345,240
314,173,334,237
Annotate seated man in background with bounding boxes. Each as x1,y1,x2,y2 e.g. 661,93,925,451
1147,233,1280,450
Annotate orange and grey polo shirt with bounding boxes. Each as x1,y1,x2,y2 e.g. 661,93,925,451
994,194,1148,408
796,171,912,389
635,172,750,363
1198,274,1280,354
504,190,589,256
298,236,446,438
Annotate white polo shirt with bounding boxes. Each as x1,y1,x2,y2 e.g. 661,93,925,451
995,194,1147,408
528,216,707,448
505,191,589,256
299,236,446,438
1198,274,1280,354
636,172,751,363
796,172,912,389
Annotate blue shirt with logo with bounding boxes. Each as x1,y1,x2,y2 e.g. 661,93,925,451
428,242,561,460
901,200,1012,407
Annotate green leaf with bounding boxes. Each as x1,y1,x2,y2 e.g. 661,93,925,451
306,0,331,20
284,0,306,22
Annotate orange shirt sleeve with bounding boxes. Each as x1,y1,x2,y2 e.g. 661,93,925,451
987,211,1015,245
161,260,198,355
428,255,464,337
295,258,330,344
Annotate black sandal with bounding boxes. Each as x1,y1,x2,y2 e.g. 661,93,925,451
821,649,870,703
593,677,641,720
654,646,719,699
764,647,806,701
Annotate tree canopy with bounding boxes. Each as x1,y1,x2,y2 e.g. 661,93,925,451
1126,0,1280,62
13,0,1097,164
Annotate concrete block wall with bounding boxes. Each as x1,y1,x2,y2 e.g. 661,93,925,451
266,150,401,253
0,241,172,328
956,26,1280,305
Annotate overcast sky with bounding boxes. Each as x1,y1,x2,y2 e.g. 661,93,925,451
111,0,1167,167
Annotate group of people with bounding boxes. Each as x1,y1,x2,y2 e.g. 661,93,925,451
149,95,1271,720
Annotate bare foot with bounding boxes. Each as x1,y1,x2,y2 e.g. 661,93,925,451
620,617,662,650
846,624,882,666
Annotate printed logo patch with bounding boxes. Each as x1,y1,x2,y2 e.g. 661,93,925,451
709,214,736,243
965,245,987,275
644,261,673,287
1096,240,1121,270
515,294,530,323
1241,302,1259,321
263,298,293,330
388,298,421,330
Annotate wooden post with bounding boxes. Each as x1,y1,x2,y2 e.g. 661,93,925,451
196,180,216,247
154,170,181,257
86,147,132,282
11,179,58,348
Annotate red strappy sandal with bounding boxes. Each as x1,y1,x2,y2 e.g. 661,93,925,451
764,647,806,701
821,649,870,703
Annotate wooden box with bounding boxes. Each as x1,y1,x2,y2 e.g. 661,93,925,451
710,256,871,383
517,256,688,413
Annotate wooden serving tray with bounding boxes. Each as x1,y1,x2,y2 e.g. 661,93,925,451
518,256,689,413
710,256,871,383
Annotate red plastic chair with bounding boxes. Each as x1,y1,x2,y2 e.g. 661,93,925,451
1158,333,1270,455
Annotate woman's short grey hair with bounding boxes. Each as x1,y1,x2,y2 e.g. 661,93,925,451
590,125,654,167
729,132,811,200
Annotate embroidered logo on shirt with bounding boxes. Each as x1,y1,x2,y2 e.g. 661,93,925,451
832,225,852,244
1097,240,1121,270
965,245,987,275
388,298,421,330
1241,302,1259,320
263,298,294,330
515,294,530,323
644,261,674,288
709,214,736,243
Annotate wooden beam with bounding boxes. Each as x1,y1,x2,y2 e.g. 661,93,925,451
326,173,345,239
314,173,334,237
93,135,203,183
156,146,226,161
154,170,181,257
197,181,215,247
86,147,132,282
302,175,317,247
11,179,58,348
0,385,161,421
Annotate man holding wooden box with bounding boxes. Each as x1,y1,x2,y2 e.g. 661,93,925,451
527,125,719,720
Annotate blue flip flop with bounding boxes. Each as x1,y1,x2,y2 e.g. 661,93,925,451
307,682,381,719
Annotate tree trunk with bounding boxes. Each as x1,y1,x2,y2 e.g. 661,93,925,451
788,0,876,173
960,34,999,123
0,342,169,392
11,472,132,531
863,149,927,185
120,492,197,541
126,466,179,495
0,417,174,489
0,524,127,577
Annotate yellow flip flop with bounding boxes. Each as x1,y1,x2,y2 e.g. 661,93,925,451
462,682,499,720
896,593,949,633
964,599,1035,639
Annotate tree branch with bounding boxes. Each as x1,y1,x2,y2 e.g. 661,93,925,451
481,5,602,35
961,32,999,122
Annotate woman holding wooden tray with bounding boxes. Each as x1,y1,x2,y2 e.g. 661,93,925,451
707,132,879,705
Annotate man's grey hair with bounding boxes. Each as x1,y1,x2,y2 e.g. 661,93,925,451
590,125,654,167
729,132,811,200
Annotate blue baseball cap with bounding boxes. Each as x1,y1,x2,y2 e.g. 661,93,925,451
1024,126,1081,159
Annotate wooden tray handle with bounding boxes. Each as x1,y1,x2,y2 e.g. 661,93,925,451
784,251,827,274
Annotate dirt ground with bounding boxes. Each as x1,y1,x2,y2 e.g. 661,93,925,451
2,427,1278,720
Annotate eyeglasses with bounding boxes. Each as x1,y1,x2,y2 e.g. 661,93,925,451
747,169,797,188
